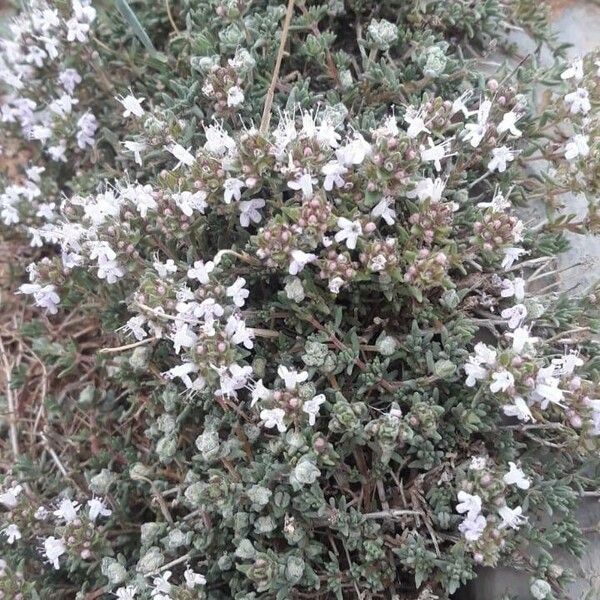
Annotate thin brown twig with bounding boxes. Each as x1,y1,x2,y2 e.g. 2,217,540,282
165,0,180,33
0,336,20,459
259,0,295,135
362,509,423,519
98,337,156,354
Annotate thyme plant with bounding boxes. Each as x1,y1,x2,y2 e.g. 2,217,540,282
0,1,599,599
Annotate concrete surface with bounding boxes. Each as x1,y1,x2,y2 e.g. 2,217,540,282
552,2,600,293
461,3,600,599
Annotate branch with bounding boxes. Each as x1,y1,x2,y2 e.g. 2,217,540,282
259,0,295,135
0,336,20,459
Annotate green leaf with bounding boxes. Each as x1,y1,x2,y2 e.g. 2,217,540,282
115,0,156,54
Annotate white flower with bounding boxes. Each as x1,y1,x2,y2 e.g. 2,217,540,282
371,196,396,225
154,259,177,278
76,112,98,148
3,523,21,544
53,498,80,523
225,315,254,349
239,198,265,227
335,133,371,166
498,504,527,530
166,143,195,169
564,134,590,160
66,17,90,42
163,362,201,390
420,137,453,171
488,146,515,173
128,182,156,216
125,316,147,341
171,323,197,354
226,85,244,108
462,100,491,148
464,342,495,386
73,0,97,23
288,172,317,198
0,484,23,509
250,379,272,407
116,93,145,118
278,365,309,390
59,69,82,94
87,497,112,522
474,342,497,365
507,326,538,354
315,119,341,148
458,514,487,541
115,586,138,600
289,250,317,275
48,141,67,162
187,260,214,284
43,536,66,569
564,88,591,115
465,360,487,387
226,277,249,307
49,94,78,116
184,568,206,589
469,457,487,471
404,106,430,138
535,375,565,409
97,258,125,284
451,90,475,118
501,247,527,270
497,111,522,137
204,122,236,156
260,408,287,432
334,217,362,250
224,178,245,203
328,276,344,294
298,111,316,138
490,370,514,393
322,160,348,191
272,112,297,153
476,98,492,124
463,121,487,148
552,351,584,376
561,57,583,81
503,462,530,490
480,191,513,216
501,304,527,329
406,177,445,203
302,394,326,426
151,571,172,595
173,190,208,216
456,491,482,517
369,254,387,272
500,277,525,301
197,298,224,322
18,283,60,314
503,396,534,422
35,506,49,520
